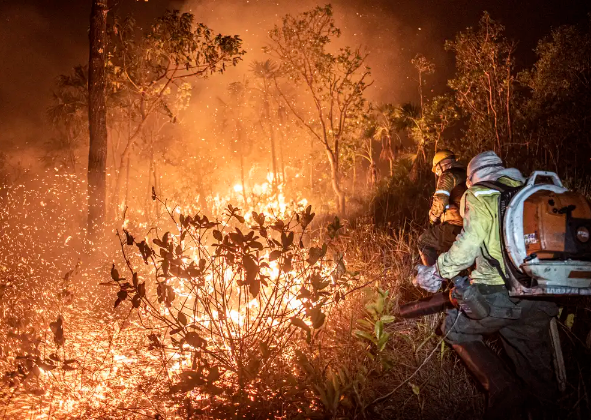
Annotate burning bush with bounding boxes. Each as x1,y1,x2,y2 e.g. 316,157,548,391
109,198,356,417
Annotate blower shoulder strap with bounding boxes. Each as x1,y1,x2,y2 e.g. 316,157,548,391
473,180,508,192
472,180,514,289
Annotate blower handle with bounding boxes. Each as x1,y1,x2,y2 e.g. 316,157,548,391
527,171,563,188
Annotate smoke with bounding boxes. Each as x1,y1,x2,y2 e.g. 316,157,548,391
176,0,445,105
163,0,450,201
2,0,590,186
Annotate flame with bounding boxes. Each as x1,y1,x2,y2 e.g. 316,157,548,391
0,168,338,418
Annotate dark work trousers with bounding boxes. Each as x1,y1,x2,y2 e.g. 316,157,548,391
418,223,462,265
444,290,559,404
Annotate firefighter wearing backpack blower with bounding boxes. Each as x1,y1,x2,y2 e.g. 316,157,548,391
418,150,467,266
414,151,558,419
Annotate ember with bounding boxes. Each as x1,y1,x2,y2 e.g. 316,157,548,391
3,0,591,419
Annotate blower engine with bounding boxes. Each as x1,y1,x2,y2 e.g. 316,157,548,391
499,171,591,296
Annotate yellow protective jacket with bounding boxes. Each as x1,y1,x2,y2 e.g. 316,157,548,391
436,176,523,285
430,164,466,226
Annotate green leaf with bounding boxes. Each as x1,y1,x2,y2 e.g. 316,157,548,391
356,318,373,329
374,320,384,340
377,331,390,352
380,315,396,324
354,330,376,344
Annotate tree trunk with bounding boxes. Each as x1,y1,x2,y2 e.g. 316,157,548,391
309,138,314,192
352,153,356,196
153,151,161,221
409,143,424,182
269,128,278,192
240,154,247,209
264,96,279,193
146,148,153,222
124,153,130,213
326,149,345,215
87,0,108,239
279,128,286,187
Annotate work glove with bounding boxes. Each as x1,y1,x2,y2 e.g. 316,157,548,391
413,264,443,293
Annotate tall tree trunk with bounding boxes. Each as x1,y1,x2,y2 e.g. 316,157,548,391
146,148,153,222
264,96,278,193
124,153,130,214
279,130,286,187
240,154,247,209
352,153,356,196
87,0,108,239
269,127,278,193
309,138,314,192
153,152,161,221
410,146,423,183
326,149,345,215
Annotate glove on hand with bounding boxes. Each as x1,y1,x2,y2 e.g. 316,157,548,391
413,264,443,293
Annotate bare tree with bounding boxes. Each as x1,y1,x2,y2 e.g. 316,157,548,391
411,54,435,115
108,12,244,219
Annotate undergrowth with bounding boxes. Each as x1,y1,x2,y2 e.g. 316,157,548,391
0,167,590,419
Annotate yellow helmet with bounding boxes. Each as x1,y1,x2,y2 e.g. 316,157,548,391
432,149,455,172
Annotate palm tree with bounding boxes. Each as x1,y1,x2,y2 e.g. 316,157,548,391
393,102,426,182
373,103,400,177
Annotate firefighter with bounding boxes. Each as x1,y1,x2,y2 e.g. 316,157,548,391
417,149,467,265
414,151,558,419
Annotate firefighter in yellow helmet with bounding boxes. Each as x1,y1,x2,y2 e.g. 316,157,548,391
417,150,467,265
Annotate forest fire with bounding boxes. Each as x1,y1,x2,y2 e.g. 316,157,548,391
2,0,591,418
0,168,347,418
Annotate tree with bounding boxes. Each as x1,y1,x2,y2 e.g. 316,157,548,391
411,54,435,114
46,66,89,172
266,5,372,215
108,11,244,219
250,60,281,193
518,18,591,182
217,81,255,209
87,0,109,239
372,104,401,177
391,97,458,182
445,12,516,157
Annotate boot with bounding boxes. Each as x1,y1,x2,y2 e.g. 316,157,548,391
419,247,438,266
452,341,524,420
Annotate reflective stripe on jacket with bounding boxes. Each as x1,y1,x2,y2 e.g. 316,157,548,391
436,176,523,285
430,165,466,226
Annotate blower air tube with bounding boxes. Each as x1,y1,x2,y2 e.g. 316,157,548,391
398,291,454,318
